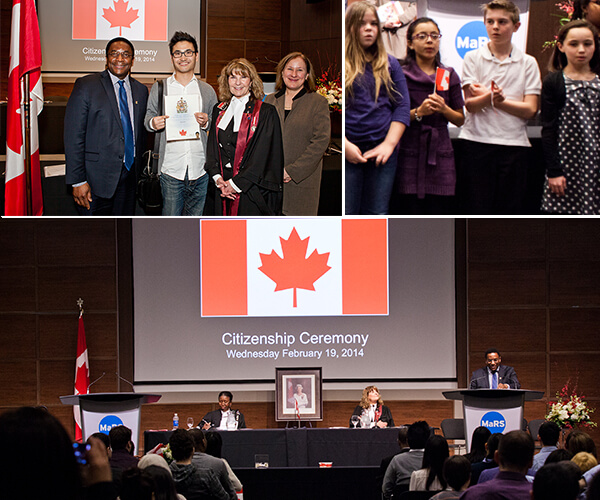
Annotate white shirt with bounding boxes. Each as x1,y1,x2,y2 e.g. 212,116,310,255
458,43,541,147
160,74,206,181
218,410,231,429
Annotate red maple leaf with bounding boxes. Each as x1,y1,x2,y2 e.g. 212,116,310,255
179,130,187,136
102,0,139,36
258,228,331,308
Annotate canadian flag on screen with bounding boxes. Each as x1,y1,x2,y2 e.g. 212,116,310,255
72,0,168,41
200,219,389,317
435,67,450,92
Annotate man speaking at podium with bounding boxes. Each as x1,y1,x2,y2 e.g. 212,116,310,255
470,349,521,389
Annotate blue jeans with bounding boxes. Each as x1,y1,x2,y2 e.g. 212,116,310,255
345,143,398,215
160,170,208,216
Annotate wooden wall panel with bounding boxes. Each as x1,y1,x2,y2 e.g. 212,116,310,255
549,354,599,399
207,17,246,40
547,221,600,261
0,315,37,359
0,361,37,406
468,262,546,307
0,220,36,264
206,39,246,64
39,313,118,359
549,261,600,306
37,266,117,311
549,308,600,351
208,0,246,17
0,267,37,312
468,309,547,353
36,220,116,266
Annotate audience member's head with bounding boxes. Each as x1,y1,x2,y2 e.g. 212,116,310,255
443,455,471,492
87,432,111,457
407,420,431,450
188,428,207,453
139,453,171,474
423,435,449,490
566,430,597,458
397,426,409,449
0,406,82,500
496,430,534,473
538,421,560,447
572,451,598,473
587,467,600,500
142,465,180,500
168,429,194,462
532,461,581,500
468,426,492,463
119,467,155,500
204,430,223,458
544,448,574,464
485,432,503,461
109,425,134,452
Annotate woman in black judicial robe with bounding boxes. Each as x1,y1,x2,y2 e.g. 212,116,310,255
204,58,284,216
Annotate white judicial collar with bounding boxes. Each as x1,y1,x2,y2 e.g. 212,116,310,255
218,94,250,133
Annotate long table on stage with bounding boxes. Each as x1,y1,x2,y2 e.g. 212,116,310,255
144,427,401,468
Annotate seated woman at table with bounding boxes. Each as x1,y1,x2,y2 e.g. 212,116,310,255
201,391,246,430
349,385,395,428
204,58,284,216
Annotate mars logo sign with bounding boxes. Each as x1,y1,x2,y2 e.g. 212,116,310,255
455,21,489,59
481,411,506,432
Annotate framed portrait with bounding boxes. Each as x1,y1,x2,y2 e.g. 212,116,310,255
275,367,322,421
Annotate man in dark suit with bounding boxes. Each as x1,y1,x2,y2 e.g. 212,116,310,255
470,348,521,389
65,37,148,215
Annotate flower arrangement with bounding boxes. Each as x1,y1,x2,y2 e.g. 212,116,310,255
545,380,597,429
316,66,342,113
543,1,575,50
156,443,173,464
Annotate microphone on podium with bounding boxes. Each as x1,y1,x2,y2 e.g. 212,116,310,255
115,372,135,392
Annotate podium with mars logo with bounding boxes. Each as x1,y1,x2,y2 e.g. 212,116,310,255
61,393,161,450
443,389,543,450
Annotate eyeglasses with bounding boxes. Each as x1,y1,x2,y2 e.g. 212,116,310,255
412,33,442,41
172,49,196,58
108,50,133,59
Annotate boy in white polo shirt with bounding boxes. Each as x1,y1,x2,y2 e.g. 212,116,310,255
458,0,541,214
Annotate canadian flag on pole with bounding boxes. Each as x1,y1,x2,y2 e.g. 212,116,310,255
5,0,44,216
200,219,389,317
74,309,90,442
72,0,168,41
435,67,450,92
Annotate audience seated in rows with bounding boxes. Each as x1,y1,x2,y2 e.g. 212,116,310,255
544,448,573,465
573,452,599,475
586,466,600,500
377,426,410,493
566,430,597,459
204,431,243,492
189,428,237,500
430,455,471,500
409,434,449,492
470,433,502,485
168,428,230,500
108,425,139,471
382,420,431,499
138,455,185,500
465,426,491,464
531,421,560,473
461,430,535,500
531,461,581,500
0,406,117,500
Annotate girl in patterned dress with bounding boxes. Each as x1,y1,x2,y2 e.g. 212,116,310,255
541,20,600,214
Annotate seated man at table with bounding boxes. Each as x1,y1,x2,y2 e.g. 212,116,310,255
188,428,237,500
168,429,230,500
382,420,430,499
201,391,246,430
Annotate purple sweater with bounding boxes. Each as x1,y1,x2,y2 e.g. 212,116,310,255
395,59,464,198
346,54,410,145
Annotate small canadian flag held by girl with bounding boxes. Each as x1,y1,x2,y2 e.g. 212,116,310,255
435,68,450,92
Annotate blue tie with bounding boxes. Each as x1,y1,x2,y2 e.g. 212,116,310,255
492,372,498,389
118,80,134,171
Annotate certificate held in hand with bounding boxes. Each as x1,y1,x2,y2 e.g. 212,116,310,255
165,95,200,141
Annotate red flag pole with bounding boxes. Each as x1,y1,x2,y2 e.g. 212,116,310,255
23,72,32,216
